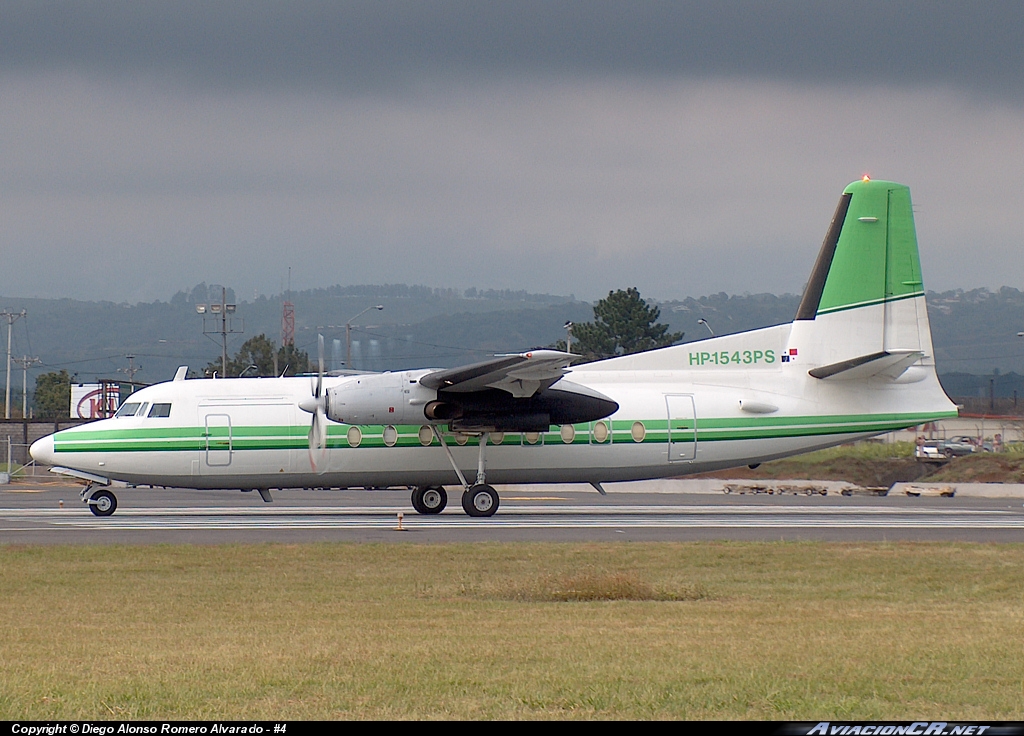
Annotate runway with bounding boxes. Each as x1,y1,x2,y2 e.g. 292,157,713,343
3,482,1024,542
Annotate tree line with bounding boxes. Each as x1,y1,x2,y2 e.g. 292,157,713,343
23,289,677,417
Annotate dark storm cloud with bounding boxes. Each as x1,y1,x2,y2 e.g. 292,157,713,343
2,1,1022,98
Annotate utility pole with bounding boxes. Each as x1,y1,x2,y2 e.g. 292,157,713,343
12,355,41,419
117,355,141,395
1,309,26,419
346,305,384,371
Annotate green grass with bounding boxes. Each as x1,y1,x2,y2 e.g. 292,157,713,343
2,542,1023,719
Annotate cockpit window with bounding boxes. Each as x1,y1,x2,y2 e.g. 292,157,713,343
148,403,172,418
114,402,141,418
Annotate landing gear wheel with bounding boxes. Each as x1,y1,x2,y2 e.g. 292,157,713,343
89,489,117,517
462,484,499,518
411,486,447,515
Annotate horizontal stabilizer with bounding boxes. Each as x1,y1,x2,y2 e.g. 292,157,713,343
808,350,923,381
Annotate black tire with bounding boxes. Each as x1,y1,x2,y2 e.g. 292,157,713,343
89,489,117,517
462,484,499,518
412,486,448,514
422,486,447,514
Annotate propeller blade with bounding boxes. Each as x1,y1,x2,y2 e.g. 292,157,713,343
304,335,330,473
315,334,325,399
307,406,328,474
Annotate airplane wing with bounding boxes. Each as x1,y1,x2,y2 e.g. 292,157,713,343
419,349,575,398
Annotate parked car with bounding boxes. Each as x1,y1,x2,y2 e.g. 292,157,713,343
915,435,989,460
939,436,981,457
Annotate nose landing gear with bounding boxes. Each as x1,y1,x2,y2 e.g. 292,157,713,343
82,485,118,517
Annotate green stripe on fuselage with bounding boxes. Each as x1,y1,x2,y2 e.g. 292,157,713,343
52,410,955,453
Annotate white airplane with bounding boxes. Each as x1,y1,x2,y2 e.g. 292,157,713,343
31,178,957,518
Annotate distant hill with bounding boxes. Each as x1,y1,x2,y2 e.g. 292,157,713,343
1,283,1023,410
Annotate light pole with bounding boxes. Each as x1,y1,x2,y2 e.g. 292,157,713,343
564,321,574,354
346,305,384,371
196,288,241,378
698,318,714,337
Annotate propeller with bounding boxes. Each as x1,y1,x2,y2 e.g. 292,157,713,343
298,334,328,473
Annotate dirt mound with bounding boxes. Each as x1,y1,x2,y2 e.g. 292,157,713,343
923,453,1024,483
695,456,932,488
696,452,1024,486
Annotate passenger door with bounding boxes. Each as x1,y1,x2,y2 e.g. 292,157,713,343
665,394,697,462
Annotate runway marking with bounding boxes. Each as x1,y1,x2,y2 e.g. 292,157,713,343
502,496,568,500
2,504,1023,530
2,504,1016,516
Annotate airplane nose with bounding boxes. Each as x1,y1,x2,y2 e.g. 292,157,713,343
30,435,55,466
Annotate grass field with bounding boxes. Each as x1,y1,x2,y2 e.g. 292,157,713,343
2,542,1023,720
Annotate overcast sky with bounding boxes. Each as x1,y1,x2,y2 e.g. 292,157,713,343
1,1,1022,304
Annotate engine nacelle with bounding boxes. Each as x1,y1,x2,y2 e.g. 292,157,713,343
326,371,438,425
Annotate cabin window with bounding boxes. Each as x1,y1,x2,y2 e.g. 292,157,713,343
347,426,362,448
631,421,646,442
592,420,610,443
114,402,141,418
383,425,398,447
560,425,575,444
148,403,172,418
418,426,433,446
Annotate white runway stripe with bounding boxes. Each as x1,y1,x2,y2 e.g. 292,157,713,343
2,504,1016,516
4,504,1023,530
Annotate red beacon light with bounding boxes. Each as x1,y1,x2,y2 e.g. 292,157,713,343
862,174,871,182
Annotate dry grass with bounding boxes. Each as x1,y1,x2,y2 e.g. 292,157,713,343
1,542,1023,720
483,569,709,602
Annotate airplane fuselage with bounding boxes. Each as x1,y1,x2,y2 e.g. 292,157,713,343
30,321,953,492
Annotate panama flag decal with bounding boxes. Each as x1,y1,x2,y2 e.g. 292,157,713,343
782,348,798,363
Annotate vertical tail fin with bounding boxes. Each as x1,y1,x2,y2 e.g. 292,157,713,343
790,178,935,372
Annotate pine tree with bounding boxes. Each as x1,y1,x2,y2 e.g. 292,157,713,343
205,335,309,377
565,288,683,362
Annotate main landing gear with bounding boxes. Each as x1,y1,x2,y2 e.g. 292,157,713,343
82,484,118,517
422,427,501,518
462,483,498,517
411,485,448,514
